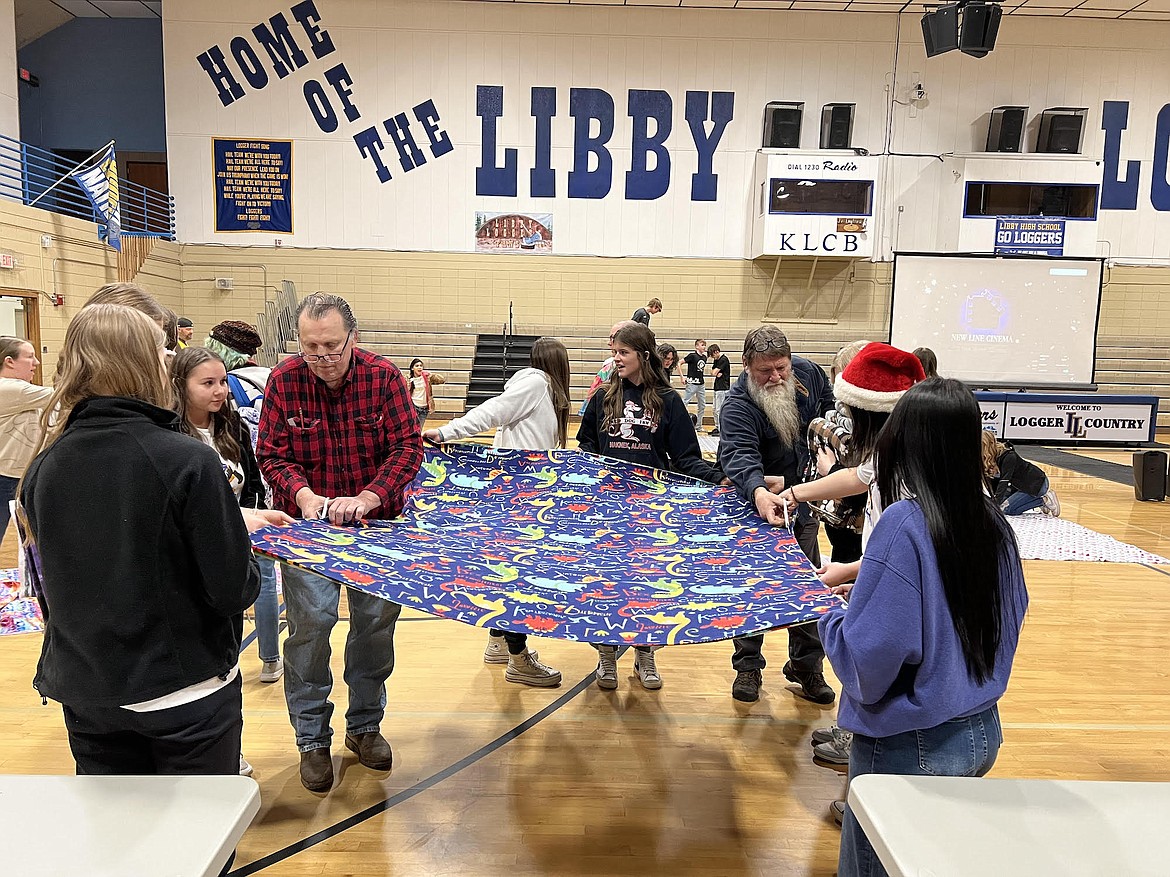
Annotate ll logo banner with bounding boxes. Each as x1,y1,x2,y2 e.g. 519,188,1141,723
71,144,121,252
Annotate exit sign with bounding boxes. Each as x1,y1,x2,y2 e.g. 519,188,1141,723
0,254,15,269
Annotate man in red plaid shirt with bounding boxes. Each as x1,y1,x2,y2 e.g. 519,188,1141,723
257,292,422,793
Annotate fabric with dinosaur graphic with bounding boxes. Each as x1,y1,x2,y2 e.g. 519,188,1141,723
250,445,840,646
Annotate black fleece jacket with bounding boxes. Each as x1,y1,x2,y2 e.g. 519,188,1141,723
21,396,260,708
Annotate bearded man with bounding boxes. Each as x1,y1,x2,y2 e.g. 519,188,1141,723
717,325,836,706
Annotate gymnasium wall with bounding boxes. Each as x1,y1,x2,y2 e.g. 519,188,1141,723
163,0,1170,259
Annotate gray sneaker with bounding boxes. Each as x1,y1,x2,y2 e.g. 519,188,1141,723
595,645,618,690
811,724,838,745
830,800,846,826
259,658,284,683
812,726,853,767
505,649,562,687
633,647,662,690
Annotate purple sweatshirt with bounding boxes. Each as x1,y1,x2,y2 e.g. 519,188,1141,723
818,499,1028,738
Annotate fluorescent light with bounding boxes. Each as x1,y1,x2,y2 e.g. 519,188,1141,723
1049,268,1087,276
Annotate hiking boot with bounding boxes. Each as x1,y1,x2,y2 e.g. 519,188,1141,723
731,669,762,703
299,748,333,792
811,724,839,745
505,649,562,687
345,732,393,771
259,658,284,683
633,647,662,690
485,634,537,664
239,754,253,777
709,427,720,437
595,645,618,690
1042,489,1061,517
813,726,853,769
783,661,836,705
830,800,846,826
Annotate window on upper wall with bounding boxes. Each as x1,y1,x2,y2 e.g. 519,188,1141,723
767,179,874,216
963,182,1099,220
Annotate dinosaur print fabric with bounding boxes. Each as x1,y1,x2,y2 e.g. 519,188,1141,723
250,445,840,646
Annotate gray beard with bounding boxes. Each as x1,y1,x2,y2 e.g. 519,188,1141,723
747,377,801,446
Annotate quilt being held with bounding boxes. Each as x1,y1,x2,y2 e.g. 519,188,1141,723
252,445,839,646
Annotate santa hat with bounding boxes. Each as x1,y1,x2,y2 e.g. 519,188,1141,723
834,342,925,413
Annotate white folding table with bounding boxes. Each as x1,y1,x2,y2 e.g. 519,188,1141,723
848,774,1170,877
0,774,260,877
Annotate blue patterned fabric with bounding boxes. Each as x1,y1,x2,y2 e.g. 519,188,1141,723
251,445,840,646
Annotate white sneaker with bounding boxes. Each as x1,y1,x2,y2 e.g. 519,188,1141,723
633,647,662,690
1042,489,1061,517
505,649,562,687
595,645,618,690
259,658,284,683
812,726,853,767
239,754,254,777
484,635,538,665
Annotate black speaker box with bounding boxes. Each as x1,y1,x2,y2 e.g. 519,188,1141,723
1037,110,1086,154
959,2,1002,58
921,5,959,57
986,106,1027,153
765,104,803,149
1133,451,1167,502
820,104,855,149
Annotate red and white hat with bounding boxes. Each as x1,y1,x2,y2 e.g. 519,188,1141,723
834,342,926,413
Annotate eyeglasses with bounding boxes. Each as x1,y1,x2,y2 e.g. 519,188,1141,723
746,336,789,353
300,331,352,363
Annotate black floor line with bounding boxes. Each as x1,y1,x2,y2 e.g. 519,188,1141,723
239,606,286,653
227,653,618,877
1141,563,1170,578
1014,446,1137,486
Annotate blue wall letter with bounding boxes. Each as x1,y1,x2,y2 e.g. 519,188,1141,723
303,79,338,133
685,90,734,202
229,36,268,90
531,87,556,198
1151,104,1170,212
1101,100,1140,211
290,1,335,60
323,64,361,122
626,89,672,200
197,46,245,107
413,99,453,158
355,127,392,183
251,13,309,78
569,87,614,199
476,85,517,197
385,113,427,172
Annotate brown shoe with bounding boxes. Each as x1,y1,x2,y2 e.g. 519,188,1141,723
299,748,333,792
345,731,393,771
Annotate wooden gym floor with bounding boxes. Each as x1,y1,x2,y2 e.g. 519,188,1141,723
1,443,1167,876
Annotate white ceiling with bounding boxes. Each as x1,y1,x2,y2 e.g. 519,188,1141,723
457,0,1170,19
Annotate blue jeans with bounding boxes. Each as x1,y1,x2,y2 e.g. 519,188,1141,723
253,556,281,663
280,563,401,752
1002,475,1049,516
839,704,1003,877
0,474,17,541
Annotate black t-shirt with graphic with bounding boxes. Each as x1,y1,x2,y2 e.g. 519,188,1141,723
684,351,708,385
575,382,722,483
711,354,731,391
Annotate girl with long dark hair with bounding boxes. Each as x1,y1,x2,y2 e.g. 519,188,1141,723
577,324,722,691
424,336,571,686
818,379,1029,877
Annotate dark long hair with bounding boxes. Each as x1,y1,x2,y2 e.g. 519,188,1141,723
875,378,1021,684
170,347,244,465
844,406,889,468
602,324,666,429
529,336,571,448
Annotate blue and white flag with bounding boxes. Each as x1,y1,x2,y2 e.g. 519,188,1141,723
71,144,121,251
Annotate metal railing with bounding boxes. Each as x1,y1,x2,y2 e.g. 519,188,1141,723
0,134,175,239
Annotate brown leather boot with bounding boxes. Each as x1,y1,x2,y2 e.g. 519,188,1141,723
299,748,333,792
344,732,393,771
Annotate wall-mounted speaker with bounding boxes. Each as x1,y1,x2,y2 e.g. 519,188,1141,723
820,104,855,149
921,5,959,57
986,106,1027,153
1133,451,1167,502
763,102,804,149
959,2,1002,58
1036,107,1087,154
